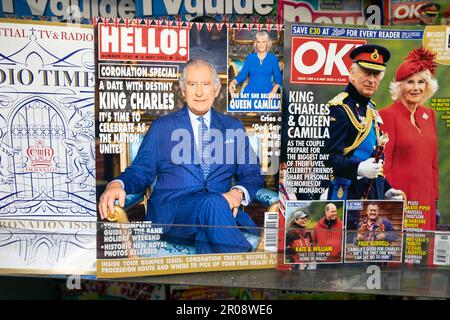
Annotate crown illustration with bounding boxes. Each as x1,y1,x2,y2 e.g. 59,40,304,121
27,140,54,167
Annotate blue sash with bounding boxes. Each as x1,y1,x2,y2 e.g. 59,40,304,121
350,124,377,162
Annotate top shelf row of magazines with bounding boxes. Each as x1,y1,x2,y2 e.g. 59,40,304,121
1,0,450,26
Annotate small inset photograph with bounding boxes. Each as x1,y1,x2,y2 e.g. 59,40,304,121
344,200,404,263
228,28,283,113
284,200,344,264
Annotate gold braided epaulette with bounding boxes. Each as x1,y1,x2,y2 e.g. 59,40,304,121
327,92,349,106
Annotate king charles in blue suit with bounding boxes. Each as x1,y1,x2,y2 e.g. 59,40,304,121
99,59,264,254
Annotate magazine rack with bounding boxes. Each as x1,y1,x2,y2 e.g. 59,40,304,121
1,225,449,299
1,260,448,299
96,226,449,298
115,264,450,299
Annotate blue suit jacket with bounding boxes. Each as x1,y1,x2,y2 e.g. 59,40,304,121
118,106,264,227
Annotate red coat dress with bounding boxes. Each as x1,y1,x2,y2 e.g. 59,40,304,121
312,217,343,262
286,226,312,263
379,101,438,230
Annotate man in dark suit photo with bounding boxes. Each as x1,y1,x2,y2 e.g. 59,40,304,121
99,58,264,254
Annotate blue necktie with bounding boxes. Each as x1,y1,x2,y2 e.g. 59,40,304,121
198,116,210,179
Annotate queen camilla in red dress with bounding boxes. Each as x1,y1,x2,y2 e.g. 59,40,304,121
379,48,439,231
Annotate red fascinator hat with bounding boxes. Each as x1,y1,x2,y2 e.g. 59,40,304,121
394,48,437,81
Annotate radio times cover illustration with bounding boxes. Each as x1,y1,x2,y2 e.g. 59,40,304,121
0,19,96,274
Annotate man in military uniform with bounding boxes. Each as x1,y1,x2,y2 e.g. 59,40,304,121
418,3,441,25
325,44,404,201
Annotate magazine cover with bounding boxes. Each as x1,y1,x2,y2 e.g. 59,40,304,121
228,27,282,114
169,285,277,300
0,0,136,23
95,18,280,278
60,280,166,300
388,1,449,26
136,0,278,22
277,0,388,26
280,200,344,269
279,22,450,268
0,19,96,274
344,200,404,263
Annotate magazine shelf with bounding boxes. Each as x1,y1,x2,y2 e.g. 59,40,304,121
105,265,450,299
1,264,449,299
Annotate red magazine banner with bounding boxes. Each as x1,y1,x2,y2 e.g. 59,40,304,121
290,36,366,85
98,22,189,62
279,0,367,25
392,1,428,25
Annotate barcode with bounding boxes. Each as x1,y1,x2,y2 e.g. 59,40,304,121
433,233,450,266
264,212,278,252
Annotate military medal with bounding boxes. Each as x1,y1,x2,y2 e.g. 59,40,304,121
355,103,366,124
337,186,344,199
359,116,366,125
